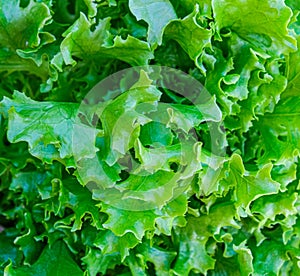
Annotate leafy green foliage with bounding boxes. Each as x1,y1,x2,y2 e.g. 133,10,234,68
61,13,153,66
5,241,83,276
0,0,299,275
1,91,79,165
0,0,54,78
129,0,177,46
212,0,297,55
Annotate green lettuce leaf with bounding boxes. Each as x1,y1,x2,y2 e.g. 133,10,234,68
172,202,239,275
4,241,83,276
40,177,103,232
100,194,188,241
0,231,18,271
248,96,300,164
212,0,297,55
81,247,120,276
128,241,177,276
0,1,299,275
94,230,139,261
0,91,97,166
225,154,281,214
251,238,300,276
61,13,154,66
129,0,177,46
0,0,54,78
13,212,43,265
165,4,212,68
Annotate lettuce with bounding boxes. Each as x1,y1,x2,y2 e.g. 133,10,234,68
0,0,299,275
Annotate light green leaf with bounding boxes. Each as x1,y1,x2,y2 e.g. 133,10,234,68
251,192,298,224
101,194,189,241
283,36,300,98
165,5,212,68
203,47,236,115
233,242,254,276
129,0,177,46
226,154,281,214
172,218,215,275
251,96,300,164
212,0,297,55
134,241,177,276
81,247,120,276
154,194,188,235
0,92,77,165
134,138,201,176
0,91,99,166
93,170,178,210
94,230,140,261
99,85,161,165
148,97,222,134
74,155,119,189
101,203,157,240
61,13,153,66
125,252,147,276
210,239,254,276
82,0,99,17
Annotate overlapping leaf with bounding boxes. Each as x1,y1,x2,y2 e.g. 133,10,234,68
0,92,80,166
0,0,54,78
212,0,297,55
5,241,83,276
0,0,299,275
61,13,153,66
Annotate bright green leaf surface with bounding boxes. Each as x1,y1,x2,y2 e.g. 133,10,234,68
0,92,79,165
129,0,177,46
165,5,212,68
212,0,297,55
0,0,299,275
61,13,153,66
